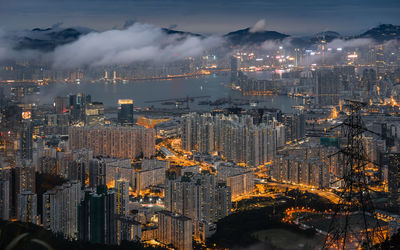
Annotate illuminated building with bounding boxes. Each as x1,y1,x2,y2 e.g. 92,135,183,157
116,215,141,244
17,191,37,224
20,120,33,159
117,99,134,126
136,116,170,129
157,210,192,250
10,84,40,104
39,156,57,175
230,55,239,83
89,157,106,188
384,153,400,208
272,140,339,188
45,114,69,135
69,125,156,160
279,113,305,142
134,159,169,194
0,180,9,220
68,160,87,189
16,159,36,193
85,102,104,126
181,113,284,167
362,68,377,95
78,186,116,244
54,96,68,114
103,158,132,187
314,69,339,106
376,44,385,79
215,162,254,198
164,171,231,240
42,181,81,239
115,179,129,216
69,93,91,122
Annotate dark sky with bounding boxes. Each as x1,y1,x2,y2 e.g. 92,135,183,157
0,0,399,35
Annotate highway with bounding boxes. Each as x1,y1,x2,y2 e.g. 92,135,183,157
256,180,340,204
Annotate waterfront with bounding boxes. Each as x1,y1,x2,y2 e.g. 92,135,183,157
39,74,303,113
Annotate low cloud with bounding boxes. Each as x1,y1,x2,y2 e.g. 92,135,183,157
52,23,222,68
0,28,13,60
327,38,373,49
250,19,266,33
260,37,293,51
0,23,223,69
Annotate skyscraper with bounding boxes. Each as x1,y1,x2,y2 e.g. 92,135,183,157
42,181,81,239
54,96,68,114
230,55,239,83
78,186,116,244
89,157,106,188
181,113,284,166
0,179,10,220
115,179,129,216
118,99,134,126
375,44,385,79
164,171,231,239
157,210,193,250
69,125,156,159
20,120,33,160
384,153,400,208
314,69,340,106
17,191,37,224
85,102,105,126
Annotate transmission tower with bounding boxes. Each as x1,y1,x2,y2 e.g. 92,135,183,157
322,100,387,249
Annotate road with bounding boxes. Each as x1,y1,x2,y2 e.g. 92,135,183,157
257,181,340,204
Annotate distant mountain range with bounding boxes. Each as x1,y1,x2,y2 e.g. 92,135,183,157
224,28,289,46
14,24,400,52
358,24,400,41
224,24,400,47
15,27,92,52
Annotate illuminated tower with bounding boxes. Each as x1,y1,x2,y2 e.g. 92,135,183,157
375,44,385,79
115,179,129,216
20,120,33,160
54,96,68,114
230,55,239,83
117,99,134,126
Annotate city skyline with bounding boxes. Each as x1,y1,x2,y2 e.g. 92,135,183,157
1,1,400,250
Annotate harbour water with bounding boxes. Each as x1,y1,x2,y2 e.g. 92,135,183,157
39,74,303,113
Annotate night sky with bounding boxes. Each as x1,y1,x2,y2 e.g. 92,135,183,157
0,0,399,34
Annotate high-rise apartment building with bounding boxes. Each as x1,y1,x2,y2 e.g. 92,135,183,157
54,96,68,114
69,126,156,159
314,69,339,106
17,191,37,224
89,157,106,188
20,120,33,159
0,179,10,220
78,186,116,244
157,210,192,250
181,113,285,166
215,162,254,198
164,171,231,239
115,179,129,216
134,159,169,194
42,181,81,239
